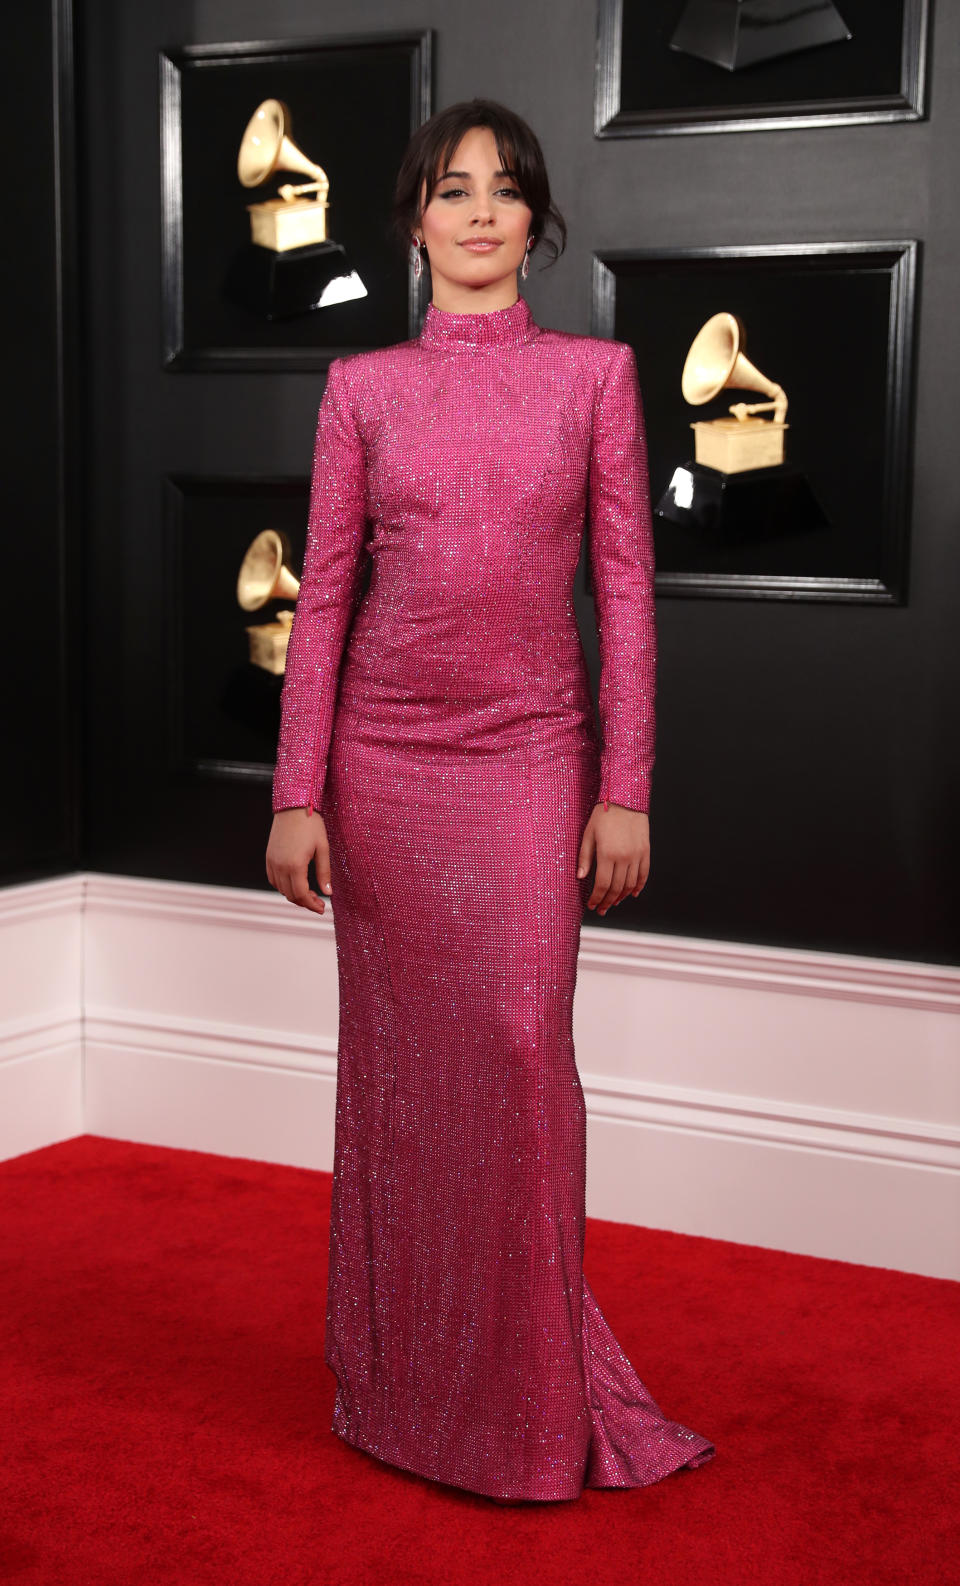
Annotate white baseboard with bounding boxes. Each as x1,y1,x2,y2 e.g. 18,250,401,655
0,874,84,1159
2,871,958,1279
83,1007,338,1170
0,1036,84,1161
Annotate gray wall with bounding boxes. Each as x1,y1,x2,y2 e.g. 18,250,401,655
29,0,958,962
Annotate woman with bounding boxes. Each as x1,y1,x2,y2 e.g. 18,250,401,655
265,99,715,1504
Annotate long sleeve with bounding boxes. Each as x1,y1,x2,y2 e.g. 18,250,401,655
587,341,657,814
272,357,368,814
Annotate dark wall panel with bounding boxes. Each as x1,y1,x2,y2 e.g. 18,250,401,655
1,0,81,881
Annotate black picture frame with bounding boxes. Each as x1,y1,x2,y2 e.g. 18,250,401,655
595,0,930,137
163,475,318,787
159,31,433,371
592,240,919,602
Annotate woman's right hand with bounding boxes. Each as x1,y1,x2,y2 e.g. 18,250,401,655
265,808,332,915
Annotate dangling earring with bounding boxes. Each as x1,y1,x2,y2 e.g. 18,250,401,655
521,236,534,281
411,236,424,280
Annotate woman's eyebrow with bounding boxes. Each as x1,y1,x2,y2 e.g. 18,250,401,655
437,168,517,180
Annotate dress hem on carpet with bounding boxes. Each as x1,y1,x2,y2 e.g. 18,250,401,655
330,1411,716,1504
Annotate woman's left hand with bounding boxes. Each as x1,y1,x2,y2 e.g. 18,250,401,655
576,803,650,914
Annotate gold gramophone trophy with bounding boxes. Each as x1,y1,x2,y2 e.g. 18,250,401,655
222,98,366,321
654,311,827,541
684,311,789,473
237,529,300,676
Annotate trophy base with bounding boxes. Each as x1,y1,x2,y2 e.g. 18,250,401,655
654,460,829,544
222,240,367,322
247,197,328,253
691,417,788,473
244,618,294,677
668,0,851,72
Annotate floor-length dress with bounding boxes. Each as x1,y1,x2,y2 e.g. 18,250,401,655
272,294,715,1501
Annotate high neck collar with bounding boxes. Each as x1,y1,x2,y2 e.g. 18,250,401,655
418,295,540,349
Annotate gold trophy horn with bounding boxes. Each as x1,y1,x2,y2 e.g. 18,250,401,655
237,529,300,675
237,528,300,609
237,98,330,252
681,311,789,473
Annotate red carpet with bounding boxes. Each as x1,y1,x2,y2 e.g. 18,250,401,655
0,1135,957,1586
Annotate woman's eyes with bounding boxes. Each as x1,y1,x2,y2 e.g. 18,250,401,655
438,187,521,199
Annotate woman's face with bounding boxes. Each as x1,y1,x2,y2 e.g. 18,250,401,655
416,125,533,300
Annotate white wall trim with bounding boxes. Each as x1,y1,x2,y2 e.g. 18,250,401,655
77,1002,959,1175
2,870,958,1279
84,1005,339,1077
580,1068,960,1172
0,873,85,1159
577,929,960,1014
82,869,960,1013
1,1008,84,1065
0,870,85,924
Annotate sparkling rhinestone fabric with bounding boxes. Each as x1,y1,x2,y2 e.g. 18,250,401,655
273,295,715,1501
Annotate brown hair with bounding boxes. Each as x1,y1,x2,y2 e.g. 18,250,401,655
390,98,567,276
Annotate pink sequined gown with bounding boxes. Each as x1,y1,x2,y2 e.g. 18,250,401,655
272,295,715,1501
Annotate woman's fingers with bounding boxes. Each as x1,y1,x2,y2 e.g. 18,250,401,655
292,833,330,913
275,865,322,913
595,859,628,915
586,848,609,910
587,854,623,913
282,863,324,913
576,821,596,884
315,835,333,899
588,852,649,912
265,813,332,916
612,857,640,906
